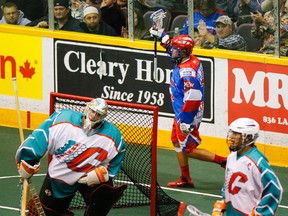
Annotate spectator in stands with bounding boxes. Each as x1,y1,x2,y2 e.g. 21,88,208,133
100,0,126,36
0,2,30,25
193,28,206,47
80,6,117,35
216,0,238,21
70,0,87,21
26,0,84,32
181,0,224,35
5,0,46,22
86,0,101,7
198,15,247,51
250,0,288,56
121,8,149,39
117,0,127,9
0,0,4,18
234,0,275,26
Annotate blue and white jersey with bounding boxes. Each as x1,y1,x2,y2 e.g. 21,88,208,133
222,147,283,215
15,109,126,198
169,55,204,128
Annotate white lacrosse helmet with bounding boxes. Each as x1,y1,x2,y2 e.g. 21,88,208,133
83,98,108,132
227,118,259,152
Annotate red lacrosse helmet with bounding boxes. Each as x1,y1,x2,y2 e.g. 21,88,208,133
171,34,195,54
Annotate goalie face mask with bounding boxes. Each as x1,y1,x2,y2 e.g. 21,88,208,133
83,98,108,132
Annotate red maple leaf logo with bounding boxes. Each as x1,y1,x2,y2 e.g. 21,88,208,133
19,60,35,80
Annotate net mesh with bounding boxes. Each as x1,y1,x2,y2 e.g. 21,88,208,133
20,181,45,216
51,93,181,216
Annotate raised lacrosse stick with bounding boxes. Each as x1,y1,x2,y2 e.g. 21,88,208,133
149,9,166,81
150,9,166,31
187,205,211,216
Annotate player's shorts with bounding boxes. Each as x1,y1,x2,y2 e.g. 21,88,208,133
171,118,201,153
39,173,74,216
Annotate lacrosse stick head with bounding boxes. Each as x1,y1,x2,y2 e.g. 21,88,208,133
187,205,211,216
150,9,166,30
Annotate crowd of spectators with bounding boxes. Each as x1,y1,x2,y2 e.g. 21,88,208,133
0,0,287,56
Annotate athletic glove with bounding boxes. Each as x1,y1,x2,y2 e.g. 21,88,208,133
18,160,40,179
180,123,193,134
149,27,164,38
78,165,109,186
212,200,226,216
149,27,170,48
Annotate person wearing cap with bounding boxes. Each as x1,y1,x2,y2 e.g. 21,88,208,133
26,0,84,33
198,15,247,51
79,6,117,35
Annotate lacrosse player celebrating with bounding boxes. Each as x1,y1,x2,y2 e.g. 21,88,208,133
15,98,126,216
149,25,227,188
212,118,283,216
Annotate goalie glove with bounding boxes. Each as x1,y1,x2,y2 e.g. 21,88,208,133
18,160,40,179
180,123,193,134
212,200,226,216
78,165,109,186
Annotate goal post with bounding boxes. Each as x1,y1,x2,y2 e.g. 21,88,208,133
49,92,183,216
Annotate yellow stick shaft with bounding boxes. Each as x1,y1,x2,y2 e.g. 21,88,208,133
12,78,27,216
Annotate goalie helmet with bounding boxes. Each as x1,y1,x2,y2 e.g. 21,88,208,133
83,98,108,132
227,118,259,152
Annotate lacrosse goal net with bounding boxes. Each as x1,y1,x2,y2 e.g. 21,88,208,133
49,92,183,216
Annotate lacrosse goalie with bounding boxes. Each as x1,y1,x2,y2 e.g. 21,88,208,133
16,98,127,216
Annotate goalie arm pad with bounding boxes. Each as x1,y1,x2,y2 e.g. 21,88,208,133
212,200,226,216
78,165,109,186
18,160,40,179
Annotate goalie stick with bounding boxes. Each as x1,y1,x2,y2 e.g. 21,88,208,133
187,205,211,216
12,77,45,216
12,77,28,216
149,9,166,81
